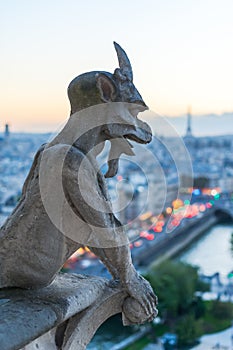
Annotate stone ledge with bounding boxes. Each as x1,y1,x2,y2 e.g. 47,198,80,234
0,273,126,350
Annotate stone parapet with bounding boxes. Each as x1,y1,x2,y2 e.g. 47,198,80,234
0,273,127,350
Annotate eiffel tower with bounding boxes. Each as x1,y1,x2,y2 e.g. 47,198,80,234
186,106,192,137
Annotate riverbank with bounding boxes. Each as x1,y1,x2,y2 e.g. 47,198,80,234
191,326,233,349
115,299,233,350
89,222,233,349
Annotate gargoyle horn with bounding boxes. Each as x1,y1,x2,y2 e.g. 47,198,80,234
114,42,133,81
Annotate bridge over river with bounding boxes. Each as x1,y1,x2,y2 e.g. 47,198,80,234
213,195,233,221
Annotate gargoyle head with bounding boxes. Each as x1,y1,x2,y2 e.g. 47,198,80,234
67,42,152,177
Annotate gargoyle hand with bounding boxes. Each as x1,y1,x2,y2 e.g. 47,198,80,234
122,270,158,325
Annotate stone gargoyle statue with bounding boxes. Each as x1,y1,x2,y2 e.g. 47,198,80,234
0,42,158,325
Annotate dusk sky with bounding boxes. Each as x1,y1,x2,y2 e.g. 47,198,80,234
1,0,233,132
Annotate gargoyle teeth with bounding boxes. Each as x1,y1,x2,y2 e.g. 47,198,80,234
123,136,134,149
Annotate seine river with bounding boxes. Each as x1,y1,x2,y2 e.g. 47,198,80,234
179,223,233,279
88,223,233,349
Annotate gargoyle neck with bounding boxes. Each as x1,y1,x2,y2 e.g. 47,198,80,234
73,130,105,157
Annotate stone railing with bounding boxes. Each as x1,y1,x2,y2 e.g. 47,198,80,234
0,273,127,350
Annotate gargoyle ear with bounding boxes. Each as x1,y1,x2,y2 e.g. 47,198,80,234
96,73,117,102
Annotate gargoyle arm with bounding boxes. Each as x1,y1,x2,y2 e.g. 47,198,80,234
62,147,135,281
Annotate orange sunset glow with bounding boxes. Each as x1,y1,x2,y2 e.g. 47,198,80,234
1,0,233,132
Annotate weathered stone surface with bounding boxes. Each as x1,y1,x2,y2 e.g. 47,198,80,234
61,283,127,350
21,329,57,350
0,274,108,350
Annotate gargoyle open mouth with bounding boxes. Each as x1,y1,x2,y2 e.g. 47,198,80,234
104,118,152,178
